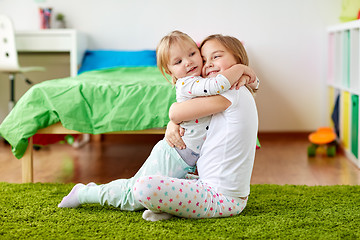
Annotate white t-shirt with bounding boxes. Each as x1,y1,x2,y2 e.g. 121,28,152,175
197,86,258,198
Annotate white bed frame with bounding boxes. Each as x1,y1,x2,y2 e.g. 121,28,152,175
21,122,165,183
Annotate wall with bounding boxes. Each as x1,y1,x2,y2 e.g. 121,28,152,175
0,0,343,131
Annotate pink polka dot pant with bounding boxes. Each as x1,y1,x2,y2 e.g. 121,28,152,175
133,175,247,219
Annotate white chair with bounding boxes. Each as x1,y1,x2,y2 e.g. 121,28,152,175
0,15,45,111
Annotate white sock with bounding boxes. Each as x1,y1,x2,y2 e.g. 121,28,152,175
142,210,173,222
58,183,85,208
87,182,97,187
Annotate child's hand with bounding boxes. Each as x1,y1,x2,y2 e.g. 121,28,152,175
165,121,186,149
247,77,259,90
231,75,249,90
220,64,256,87
242,65,256,84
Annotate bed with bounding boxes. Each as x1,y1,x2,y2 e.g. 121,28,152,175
0,50,176,182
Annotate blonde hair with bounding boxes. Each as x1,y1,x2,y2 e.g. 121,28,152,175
156,30,198,84
200,34,256,94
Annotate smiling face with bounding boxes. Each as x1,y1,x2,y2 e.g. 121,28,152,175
166,40,203,80
201,39,238,77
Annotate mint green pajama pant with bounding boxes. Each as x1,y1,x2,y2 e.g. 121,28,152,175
78,139,195,211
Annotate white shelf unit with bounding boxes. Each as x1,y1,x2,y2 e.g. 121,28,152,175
327,20,360,167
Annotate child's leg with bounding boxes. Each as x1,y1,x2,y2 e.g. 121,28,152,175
58,178,144,210
97,140,194,210
133,175,248,220
132,139,196,180
58,182,98,208
59,140,195,211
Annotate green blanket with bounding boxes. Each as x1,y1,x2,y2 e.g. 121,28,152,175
0,67,176,159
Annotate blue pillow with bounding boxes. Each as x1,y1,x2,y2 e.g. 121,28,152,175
78,50,157,74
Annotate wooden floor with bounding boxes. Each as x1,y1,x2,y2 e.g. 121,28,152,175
1,133,360,185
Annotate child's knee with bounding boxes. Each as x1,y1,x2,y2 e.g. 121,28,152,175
133,176,156,203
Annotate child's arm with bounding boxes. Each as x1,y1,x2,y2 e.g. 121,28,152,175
178,64,256,98
169,95,231,124
231,75,260,90
221,64,256,86
167,95,231,148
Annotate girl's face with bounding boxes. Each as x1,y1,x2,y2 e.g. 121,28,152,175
201,39,237,77
167,41,203,80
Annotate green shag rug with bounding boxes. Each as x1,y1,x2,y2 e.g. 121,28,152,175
1,183,359,239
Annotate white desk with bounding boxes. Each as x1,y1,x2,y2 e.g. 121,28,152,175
15,29,87,77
